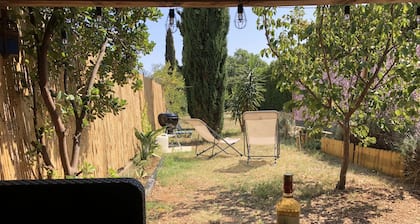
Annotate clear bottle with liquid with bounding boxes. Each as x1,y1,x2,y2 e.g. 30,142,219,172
276,173,300,224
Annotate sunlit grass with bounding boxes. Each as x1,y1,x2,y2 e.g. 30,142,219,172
155,144,343,206
154,112,344,205
146,201,174,220
156,151,199,186
145,112,413,223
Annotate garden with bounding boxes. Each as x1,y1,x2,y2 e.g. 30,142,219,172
0,4,417,224
127,115,420,224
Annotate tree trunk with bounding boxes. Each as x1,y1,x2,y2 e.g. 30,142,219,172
70,38,108,175
37,12,75,176
336,118,350,190
71,118,83,172
31,80,54,179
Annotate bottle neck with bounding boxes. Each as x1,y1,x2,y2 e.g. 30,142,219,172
283,177,293,193
283,192,294,198
283,173,294,194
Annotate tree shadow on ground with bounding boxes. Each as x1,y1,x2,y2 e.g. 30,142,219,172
291,145,420,201
300,185,399,223
159,177,410,224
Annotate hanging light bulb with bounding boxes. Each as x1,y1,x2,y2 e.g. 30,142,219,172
344,5,350,20
95,7,102,22
61,29,68,45
234,3,247,29
166,8,177,33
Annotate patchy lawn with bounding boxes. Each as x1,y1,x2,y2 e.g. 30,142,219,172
140,145,419,224
129,114,419,224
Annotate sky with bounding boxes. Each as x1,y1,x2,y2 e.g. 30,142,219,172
140,7,316,75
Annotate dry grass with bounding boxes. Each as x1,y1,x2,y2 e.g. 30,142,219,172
143,113,420,224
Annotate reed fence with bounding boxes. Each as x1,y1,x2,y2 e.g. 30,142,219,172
0,57,166,180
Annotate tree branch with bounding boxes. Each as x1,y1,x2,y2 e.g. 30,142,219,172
37,9,74,175
262,7,281,58
372,47,397,90
86,38,109,96
28,7,40,45
69,38,109,169
349,35,392,115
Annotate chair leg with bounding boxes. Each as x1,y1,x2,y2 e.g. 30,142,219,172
208,141,242,158
209,144,231,158
246,145,250,164
227,144,243,156
196,144,215,157
194,136,211,157
219,139,242,156
193,136,199,156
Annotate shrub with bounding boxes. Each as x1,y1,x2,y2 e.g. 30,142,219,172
134,128,164,161
400,135,420,187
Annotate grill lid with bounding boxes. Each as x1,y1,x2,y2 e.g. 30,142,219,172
158,113,179,133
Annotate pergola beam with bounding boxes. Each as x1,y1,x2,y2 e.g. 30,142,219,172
0,0,416,8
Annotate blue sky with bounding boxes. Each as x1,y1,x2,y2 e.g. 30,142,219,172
140,7,315,75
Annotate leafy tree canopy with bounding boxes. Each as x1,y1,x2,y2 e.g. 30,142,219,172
254,4,419,189
179,8,230,133
225,49,268,130
152,63,187,116
12,6,162,176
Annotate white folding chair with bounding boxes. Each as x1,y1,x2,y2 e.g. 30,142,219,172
185,118,243,158
243,110,280,164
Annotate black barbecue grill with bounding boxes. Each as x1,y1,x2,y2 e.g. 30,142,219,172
158,113,179,134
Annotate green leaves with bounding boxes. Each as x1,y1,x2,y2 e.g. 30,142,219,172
225,49,268,119
90,87,100,96
134,128,164,160
152,64,187,115
179,8,229,133
19,7,164,124
257,3,418,149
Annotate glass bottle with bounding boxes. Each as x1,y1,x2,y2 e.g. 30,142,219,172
276,173,300,224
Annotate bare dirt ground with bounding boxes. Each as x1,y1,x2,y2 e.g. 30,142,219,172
139,155,420,224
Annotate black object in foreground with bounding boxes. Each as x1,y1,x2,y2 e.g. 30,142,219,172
0,178,146,224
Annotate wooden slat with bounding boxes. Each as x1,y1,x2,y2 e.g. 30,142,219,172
0,0,416,8
321,137,404,177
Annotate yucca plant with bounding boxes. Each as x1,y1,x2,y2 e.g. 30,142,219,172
134,128,164,161
226,72,266,132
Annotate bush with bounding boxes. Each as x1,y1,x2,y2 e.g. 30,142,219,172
278,112,293,139
134,128,163,161
400,135,420,187
152,64,188,116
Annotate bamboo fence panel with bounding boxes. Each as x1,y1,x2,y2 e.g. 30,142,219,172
151,80,165,129
80,84,145,177
143,77,166,130
0,58,166,180
143,78,156,129
321,137,404,177
1,58,36,180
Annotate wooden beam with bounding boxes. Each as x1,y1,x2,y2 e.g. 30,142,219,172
0,0,417,8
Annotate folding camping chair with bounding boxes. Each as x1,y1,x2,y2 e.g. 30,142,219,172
184,118,243,158
243,110,280,164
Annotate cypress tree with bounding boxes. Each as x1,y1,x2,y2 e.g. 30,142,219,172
165,28,176,72
180,8,229,134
